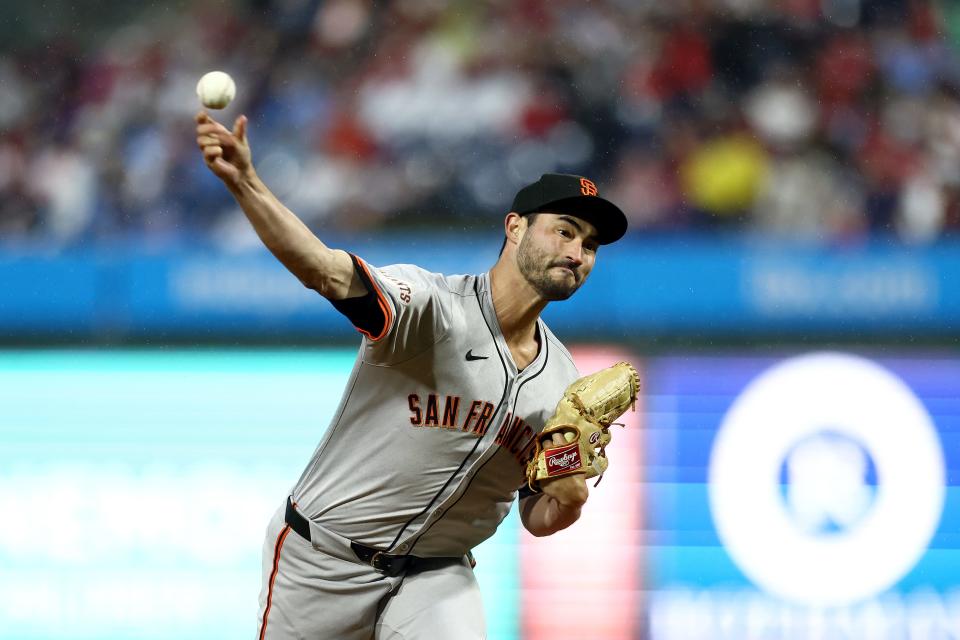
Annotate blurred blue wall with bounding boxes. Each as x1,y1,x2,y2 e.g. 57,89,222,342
3,234,959,341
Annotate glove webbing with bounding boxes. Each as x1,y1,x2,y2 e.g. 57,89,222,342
570,392,611,487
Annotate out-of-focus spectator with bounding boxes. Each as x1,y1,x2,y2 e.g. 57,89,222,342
606,144,686,230
1,0,960,249
681,132,769,223
753,149,867,242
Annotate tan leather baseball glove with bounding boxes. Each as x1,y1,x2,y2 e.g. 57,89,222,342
526,361,640,491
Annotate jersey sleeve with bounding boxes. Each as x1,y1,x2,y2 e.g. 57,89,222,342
330,254,450,362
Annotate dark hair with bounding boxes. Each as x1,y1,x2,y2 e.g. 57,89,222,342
499,213,540,255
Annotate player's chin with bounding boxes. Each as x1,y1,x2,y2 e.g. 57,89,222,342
539,278,580,301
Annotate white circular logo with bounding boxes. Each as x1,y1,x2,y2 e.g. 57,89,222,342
708,353,945,606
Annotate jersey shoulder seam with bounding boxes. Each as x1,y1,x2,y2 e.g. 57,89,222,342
361,267,465,367
361,285,462,369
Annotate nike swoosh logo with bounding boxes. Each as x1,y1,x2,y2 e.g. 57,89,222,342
465,350,489,361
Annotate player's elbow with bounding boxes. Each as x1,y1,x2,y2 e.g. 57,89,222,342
302,250,357,300
297,263,347,299
303,272,335,297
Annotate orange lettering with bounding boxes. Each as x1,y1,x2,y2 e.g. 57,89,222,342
463,400,483,433
408,394,422,426
518,437,539,465
442,396,461,428
424,394,440,427
473,402,496,436
580,178,597,196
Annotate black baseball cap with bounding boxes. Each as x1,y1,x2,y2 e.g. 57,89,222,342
511,173,628,245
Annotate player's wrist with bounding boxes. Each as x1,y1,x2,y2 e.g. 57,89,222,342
542,474,589,507
228,166,260,196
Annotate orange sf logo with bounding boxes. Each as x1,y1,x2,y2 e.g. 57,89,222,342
580,178,598,196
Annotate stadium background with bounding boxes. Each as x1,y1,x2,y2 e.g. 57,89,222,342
2,0,959,638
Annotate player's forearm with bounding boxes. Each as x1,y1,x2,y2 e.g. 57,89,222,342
228,171,355,298
520,493,583,537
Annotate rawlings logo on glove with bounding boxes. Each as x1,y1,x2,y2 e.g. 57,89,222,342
526,361,639,491
545,444,582,474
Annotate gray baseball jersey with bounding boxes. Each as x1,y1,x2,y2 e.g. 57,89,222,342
291,255,580,557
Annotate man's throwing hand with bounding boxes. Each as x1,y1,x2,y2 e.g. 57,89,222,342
195,111,252,189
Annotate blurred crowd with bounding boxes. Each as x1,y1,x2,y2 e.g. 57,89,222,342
3,0,960,249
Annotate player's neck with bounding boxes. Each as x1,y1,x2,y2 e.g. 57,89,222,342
489,260,546,350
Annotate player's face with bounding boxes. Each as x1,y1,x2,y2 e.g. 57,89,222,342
516,213,598,301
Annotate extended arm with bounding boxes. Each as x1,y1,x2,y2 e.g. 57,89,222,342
195,111,365,300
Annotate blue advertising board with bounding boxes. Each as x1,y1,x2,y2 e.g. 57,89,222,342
644,352,960,638
2,348,957,639
1,235,959,338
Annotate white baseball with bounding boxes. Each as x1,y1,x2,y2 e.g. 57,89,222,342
196,71,236,109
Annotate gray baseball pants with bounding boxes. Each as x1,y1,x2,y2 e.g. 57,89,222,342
256,501,486,639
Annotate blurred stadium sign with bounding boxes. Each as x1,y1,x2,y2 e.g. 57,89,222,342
2,236,959,341
709,353,944,606
646,353,960,639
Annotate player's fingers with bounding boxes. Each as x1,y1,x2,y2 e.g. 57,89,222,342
196,130,236,156
195,110,209,124
217,132,239,151
197,134,220,148
211,157,238,179
197,122,230,136
233,115,247,143
197,116,231,133
542,432,564,449
199,142,225,156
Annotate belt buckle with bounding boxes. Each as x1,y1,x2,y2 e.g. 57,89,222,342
370,550,387,573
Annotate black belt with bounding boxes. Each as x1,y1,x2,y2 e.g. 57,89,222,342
284,497,466,577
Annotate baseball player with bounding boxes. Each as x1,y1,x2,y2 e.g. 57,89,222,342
195,111,630,639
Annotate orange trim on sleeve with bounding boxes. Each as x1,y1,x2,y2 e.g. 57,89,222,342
258,525,292,640
354,257,393,342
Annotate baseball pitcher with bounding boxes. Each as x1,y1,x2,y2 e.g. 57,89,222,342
195,111,638,640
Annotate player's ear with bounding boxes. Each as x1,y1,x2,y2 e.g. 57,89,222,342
504,212,526,245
